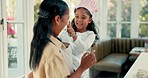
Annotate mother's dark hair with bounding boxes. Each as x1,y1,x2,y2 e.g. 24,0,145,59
29,0,69,70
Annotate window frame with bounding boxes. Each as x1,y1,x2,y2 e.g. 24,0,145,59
0,0,34,78
99,0,148,39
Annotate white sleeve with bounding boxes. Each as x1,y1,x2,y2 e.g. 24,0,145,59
73,32,95,53
58,30,71,43
61,46,74,74
58,30,66,40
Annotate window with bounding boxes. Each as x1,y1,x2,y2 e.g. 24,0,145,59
34,0,80,23
0,0,33,78
99,0,148,39
106,0,131,38
34,0,43,23
6,0,25,77
139,0,148,38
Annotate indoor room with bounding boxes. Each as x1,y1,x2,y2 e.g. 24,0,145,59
0,0,148,78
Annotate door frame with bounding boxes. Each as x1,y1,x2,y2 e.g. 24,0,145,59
0,0,8,78
0,0,34,77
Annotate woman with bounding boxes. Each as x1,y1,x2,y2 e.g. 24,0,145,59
29,0,96,78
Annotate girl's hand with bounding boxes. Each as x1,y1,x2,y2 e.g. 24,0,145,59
67,22,77,41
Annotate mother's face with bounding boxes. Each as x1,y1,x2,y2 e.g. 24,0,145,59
52,10,69,36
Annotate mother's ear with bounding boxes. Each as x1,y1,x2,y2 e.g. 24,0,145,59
54,15,60,26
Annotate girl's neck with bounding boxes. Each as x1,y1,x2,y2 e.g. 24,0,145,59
76,29,87,33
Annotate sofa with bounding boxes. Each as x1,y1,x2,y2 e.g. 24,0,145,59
90,38,148,78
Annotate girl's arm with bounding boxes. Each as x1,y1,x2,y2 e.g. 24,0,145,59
67,22,95,52
73,32,95,52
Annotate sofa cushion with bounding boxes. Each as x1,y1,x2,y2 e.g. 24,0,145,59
91,42,104,61
111,38,131,54
91,38,111,61
131,39,148,49
93,53,128,73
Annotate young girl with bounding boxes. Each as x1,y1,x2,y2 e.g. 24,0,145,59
58,0,99,77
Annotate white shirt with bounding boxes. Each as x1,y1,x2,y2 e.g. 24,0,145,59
58,29,96,70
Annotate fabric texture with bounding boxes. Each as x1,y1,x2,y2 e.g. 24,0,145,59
58,30,96,78
76,0,98,14
33,36,70,78
93,53,128,73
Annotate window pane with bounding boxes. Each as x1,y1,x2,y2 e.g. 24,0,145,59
6,0,25,77
6,0,16,19
139,24,148,37
8,23,17,69
121,0,131,21
121,23,131,38
6,0,24,21
93,0,100,26
7,23,24,78
140,0,148,22
107,23,116,37
107,0,117,21
34,0,43,22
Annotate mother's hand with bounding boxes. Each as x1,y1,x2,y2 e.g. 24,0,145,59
79,51,96,71
68,51,96,78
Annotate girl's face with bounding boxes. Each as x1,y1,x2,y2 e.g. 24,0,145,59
74,8,92,32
